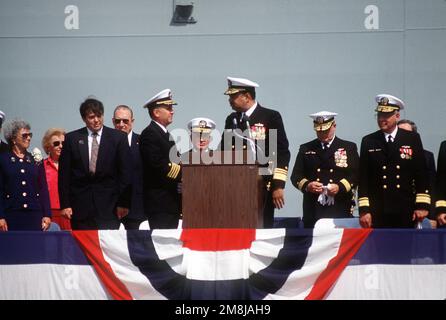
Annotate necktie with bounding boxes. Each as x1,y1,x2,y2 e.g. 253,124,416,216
240,113,249,131
387,135,393,143
239,112,245,124
89,132,99,174
323,142,329,150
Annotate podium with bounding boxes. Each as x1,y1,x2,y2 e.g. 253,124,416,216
181,151,265,228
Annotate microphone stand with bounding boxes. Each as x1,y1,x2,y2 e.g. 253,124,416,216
232,117,257,160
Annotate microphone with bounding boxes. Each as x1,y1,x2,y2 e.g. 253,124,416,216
230,113,257,158
242,114,252,140
232,116,238,130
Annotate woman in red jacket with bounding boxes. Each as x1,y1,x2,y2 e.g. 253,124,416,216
42,128,71,230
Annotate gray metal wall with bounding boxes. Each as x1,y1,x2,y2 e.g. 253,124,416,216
1,0,445,218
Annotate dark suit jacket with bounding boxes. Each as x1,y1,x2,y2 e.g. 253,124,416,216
291,137,359,227
435,140,446,215
0,151,52,230
0,141,9,153
58,126,132,225
139,121,181,218
424,150,436,220
358,128,429,227
126,132,145,222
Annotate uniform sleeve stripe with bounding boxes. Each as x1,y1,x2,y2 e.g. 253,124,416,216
339,179,352,193
358,197,370,207
167,163,181,179
297,178,308,190
273,168,288,182
417,193,430,197
172,165,180,179
415,194,431,204
297,178,308,191
436,200,446,208
273,172,287,182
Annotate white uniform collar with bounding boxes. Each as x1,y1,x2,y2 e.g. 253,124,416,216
244,101,258,117
384,127,398,141
320,135,336,149
153,120,168,133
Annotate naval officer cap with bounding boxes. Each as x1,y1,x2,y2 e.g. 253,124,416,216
224,77,259,95
309,111,338,131
143,89,177,109
187,117,216,134
375,94,405,113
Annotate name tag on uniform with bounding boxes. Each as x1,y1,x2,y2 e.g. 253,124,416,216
305,151,316,155
368,148,382,152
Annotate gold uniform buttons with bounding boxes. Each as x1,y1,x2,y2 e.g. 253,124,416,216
383,185,387,189
397,185,400,189
19,159,24,163
20,169,25,173
22,181,26,185
316,178,320,182
330,169,334,173
329,179,333,183
22,192,27,197
396,165,400,169
383,176,387,179
23,204,28,208
396,175,400,179
317,168,321,172
382,166,387,170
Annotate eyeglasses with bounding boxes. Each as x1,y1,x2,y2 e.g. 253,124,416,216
114,118,131,125
21,133,33,139
52,141,64,147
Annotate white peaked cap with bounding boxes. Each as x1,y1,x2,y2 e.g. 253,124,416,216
143,89,177,108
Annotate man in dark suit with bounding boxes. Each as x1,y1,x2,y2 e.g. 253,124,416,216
291,111,359,228
398,119,437,228
58,98,132,230
139,89,182,229
0,110,9,153
358,94,430,228
112,105,145,230
435,140,446,227
221,77,290,228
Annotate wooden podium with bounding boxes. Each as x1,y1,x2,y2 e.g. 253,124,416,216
181,150,265,228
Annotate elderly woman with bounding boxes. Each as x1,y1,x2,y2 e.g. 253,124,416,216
0,120,51,231
42,128,71,230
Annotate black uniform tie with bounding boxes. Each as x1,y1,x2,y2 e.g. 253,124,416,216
387,135,393,144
